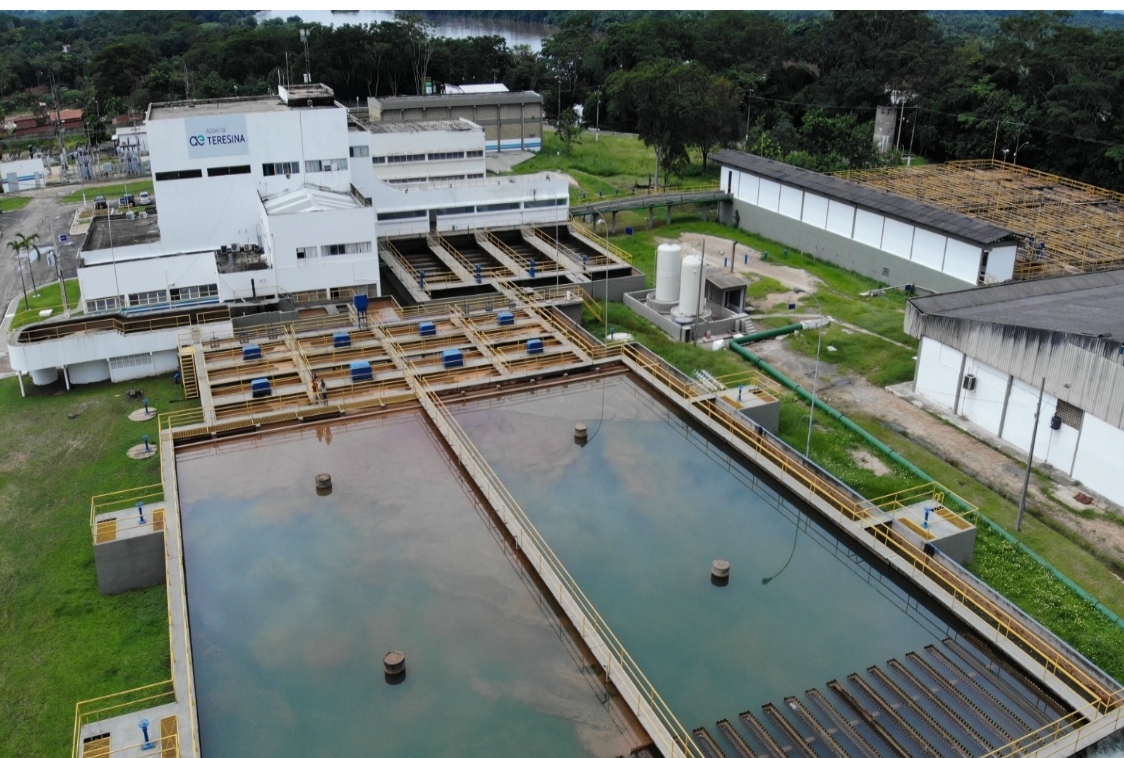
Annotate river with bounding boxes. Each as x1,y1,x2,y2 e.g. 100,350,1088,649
254,10,551,51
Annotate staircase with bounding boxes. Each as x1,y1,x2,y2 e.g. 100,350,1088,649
178,346,199,400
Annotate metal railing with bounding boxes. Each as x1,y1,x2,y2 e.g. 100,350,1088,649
863,482,980,528
15,308,228,344
567,218,634,264
71,681,175,758
621,342,1123,711
90,483,165,536
415,378,702,758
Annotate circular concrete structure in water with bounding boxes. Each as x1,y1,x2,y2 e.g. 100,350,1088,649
383,650,406,676
711,559,730,585
574,423,588,442
315,473,333,492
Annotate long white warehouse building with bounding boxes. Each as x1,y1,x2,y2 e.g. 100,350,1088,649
715,150,1019,293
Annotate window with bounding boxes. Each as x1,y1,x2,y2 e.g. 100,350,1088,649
320,241,372,257
435,205,474,217
128,289,169,307
371,156,387,164
524,198,566,208
377,209,426,221
109,353,153,370
207,164,251,177
430,174,467,182
170,284,218,302
296,246,317,260
86,296,121,313
427,151,465,161
387,153,425,164
349,145,369,158
262,162,300,177
1055,399,1085,429
466,150,483,158
305,158,348,172
154,169,202,181
386,178,424,185
477,201,520,212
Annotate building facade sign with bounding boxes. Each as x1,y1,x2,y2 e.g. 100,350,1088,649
185,115,249,159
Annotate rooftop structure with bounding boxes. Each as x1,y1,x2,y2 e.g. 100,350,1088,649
906,269,1124,508
363,119,479,134
368,90,543,153
260,185,364,214
840,160,1124,280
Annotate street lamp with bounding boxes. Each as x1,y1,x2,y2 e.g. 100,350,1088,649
594,211,611,340
1012,141,1031,166
793,287,824,459
49,214,70,313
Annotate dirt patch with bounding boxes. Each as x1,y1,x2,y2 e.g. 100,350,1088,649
851,448,892,476
659,232,822,295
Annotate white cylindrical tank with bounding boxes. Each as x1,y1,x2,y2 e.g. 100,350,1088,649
30,367,59,386
654,243,682,302
678,254,703,317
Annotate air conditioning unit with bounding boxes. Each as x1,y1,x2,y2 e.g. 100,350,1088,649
962,374,977,391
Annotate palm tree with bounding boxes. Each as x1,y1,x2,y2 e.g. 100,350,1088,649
7,237,29,308
15,232,39,292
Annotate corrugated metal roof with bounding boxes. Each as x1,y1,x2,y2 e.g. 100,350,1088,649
908,268,1124,338
714,150,1016,246
706,271,748,290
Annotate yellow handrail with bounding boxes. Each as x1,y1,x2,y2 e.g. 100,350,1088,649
72,681,176,758
90,483,165,531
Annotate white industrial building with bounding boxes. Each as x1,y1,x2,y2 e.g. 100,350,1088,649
1,156,47,192
9,83,572,388
907,270,1124,509
715,150,1019,293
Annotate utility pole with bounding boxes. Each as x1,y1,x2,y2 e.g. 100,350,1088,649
595,91,600,142
1016,376,1046,532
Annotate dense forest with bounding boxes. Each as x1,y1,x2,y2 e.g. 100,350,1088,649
2,10,1123,189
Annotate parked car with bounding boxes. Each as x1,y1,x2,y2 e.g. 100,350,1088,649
94,195,108,210
137,191,151,206
119,193,136,207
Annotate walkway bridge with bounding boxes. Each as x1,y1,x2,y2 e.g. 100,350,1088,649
571,184,731,231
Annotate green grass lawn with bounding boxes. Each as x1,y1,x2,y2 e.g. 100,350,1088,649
0,374,195,758
0,196,32,212
9,280,82,331
62,180,153,205
512,131,719,198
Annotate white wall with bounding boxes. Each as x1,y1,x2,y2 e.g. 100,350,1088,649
825,199,854,237
801,193,828,229
853,208,884,248
146,105,351,251
958,358,1007,435
915,336,962,409
1072,415,1124,507
943,238,982,285
985,243,1017,283
361,123,486,187
1,157,46,190
916,339,1124,507
79,250,219,307
724,165,1014,287
880,217,914,259
263,203,380,296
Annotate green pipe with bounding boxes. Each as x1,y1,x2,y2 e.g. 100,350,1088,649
729,333,1124,629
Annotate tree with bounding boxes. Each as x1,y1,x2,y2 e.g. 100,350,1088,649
607,59,704,186
89,39,158,107
687,73,742,169
6,236,29,308
555,106,582,155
